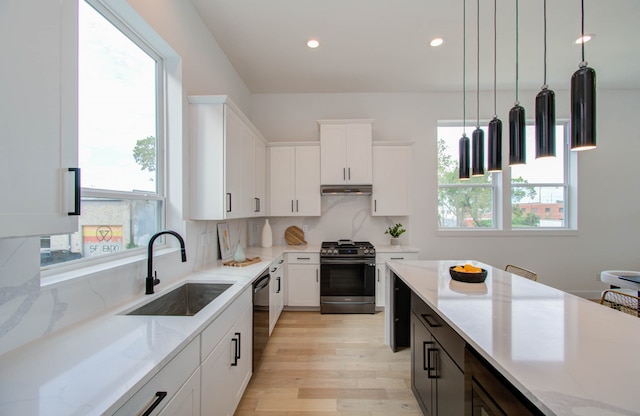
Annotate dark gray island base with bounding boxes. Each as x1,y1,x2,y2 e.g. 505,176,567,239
391,272,544,416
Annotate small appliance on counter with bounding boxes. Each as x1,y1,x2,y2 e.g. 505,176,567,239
320,240,376,314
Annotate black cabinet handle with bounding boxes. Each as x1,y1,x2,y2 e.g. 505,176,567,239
255,197,260,212
423,341,434,371
348,167,351,180
421,314,440,328
226,193,232,212
390,257,405,260
343,168,346,180
374,199,377,212
141,391,168,416
296,200,299,212
231,332,241,366
276,276,281,293
68,167,81,216
427,347,439,379
291,200,294,212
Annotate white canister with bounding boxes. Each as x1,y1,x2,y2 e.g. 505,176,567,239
261,219,273,248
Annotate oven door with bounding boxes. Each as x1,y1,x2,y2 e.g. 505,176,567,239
320,257,375,313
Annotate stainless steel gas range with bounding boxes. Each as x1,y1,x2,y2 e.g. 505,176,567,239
320,240,376,314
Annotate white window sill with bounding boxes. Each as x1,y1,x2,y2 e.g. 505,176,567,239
437,229,579,237
41,247,179,287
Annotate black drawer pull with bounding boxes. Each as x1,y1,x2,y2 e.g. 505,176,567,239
427,347,439,379
423,341,434,371
141,391,167,416
421,314,441,328
67,168,81,216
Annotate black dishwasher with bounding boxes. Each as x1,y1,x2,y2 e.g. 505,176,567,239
253,269,270,371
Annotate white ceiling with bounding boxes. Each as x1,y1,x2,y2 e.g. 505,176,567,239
190,0,639,94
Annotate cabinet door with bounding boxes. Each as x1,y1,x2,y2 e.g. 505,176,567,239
201,303,253,416
159,368,201,416
320,124,348,184
435,337,465,416
345,123,372,184
254,138,266,215
294,146,321,216
269,147,296,216
372,145,412,216
286,264,320,307
270,265,284,335
412,313,435,415
242,127,256,217
0,0,79,238
224,105,245,219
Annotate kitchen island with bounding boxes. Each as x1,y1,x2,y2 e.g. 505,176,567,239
385,260,640,416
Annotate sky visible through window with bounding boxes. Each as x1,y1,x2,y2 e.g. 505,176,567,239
79,0,157,193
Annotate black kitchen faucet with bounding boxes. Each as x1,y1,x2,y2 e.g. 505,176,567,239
146,230,187,294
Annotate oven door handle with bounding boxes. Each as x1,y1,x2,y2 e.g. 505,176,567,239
321,258,375,265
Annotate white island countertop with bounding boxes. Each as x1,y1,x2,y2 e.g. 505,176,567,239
387,260,640,416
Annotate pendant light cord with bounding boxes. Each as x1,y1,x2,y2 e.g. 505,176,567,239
463,0,467,136
580,0,587,67
476,0,480,128
493,0,497,117
515,0,519,104
543,0,547,88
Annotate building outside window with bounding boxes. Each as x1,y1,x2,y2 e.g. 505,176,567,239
41,0,165,268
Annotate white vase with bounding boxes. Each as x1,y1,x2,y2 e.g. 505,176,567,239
390,237,400,246
261,219,273,248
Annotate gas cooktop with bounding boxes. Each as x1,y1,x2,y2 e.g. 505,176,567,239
320,240,375,257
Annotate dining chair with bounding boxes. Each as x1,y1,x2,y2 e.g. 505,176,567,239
600,289,640,317
504,264,538,282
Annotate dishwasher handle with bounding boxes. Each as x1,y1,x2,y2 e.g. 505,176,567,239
253,274,271,293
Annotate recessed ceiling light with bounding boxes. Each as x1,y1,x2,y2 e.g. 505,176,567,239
575,34,593,44
430,38,444,47
307,39,320,48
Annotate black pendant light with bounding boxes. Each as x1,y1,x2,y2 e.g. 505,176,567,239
535,0,556,159
571,0,596,151
459,0,470,180
509,0,525,166
471,0,484,177
487,0,502,172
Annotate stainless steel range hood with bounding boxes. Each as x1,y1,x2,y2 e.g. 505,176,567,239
320,185,373,195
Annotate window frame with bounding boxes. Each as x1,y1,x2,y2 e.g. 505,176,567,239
437,120,577,236
41,0,183,282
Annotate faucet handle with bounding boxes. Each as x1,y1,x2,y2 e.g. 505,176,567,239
153,270,160,286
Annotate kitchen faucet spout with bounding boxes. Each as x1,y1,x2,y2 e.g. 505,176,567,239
146,230,187,295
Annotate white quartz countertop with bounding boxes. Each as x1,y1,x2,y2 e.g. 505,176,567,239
0,251,282,415
387,260,640,416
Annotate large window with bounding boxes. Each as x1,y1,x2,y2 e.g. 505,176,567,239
41,0,164,268
438,126,497,228
437,122,572,231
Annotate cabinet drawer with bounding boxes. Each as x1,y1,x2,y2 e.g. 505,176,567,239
269,255,285,274
286,253,319,264
114,337,199,416
201,287,251,361
376,252,418,264
411,292,465,371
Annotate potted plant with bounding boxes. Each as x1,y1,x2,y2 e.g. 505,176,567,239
385,223,406,245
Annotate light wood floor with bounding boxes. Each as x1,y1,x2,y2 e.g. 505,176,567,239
235,311,421,416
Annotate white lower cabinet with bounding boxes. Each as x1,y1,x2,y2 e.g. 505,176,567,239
114,338,200,416
201,300,253,416
286,254,320,308
269,256,285,334
375,252,418,308
159,368,201,416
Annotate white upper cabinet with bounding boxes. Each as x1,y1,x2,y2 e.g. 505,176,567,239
268,144,321,216
189,95,267,220
0,0,79,238
372,143,413,216
319,120,374,185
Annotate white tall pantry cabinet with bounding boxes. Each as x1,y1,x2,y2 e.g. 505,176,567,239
0,0,79,238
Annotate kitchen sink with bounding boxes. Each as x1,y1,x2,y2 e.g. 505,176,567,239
126,283,233,316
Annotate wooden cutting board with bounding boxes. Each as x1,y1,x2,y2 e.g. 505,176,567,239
223,257,261,267
284,226,307,246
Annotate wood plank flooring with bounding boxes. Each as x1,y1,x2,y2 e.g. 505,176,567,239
235,311,421,416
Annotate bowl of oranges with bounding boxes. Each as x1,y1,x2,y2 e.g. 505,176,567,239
449,264,487,283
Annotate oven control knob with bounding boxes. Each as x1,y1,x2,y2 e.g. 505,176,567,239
333,249,338,254
364,249,369,254
321,249,326,254
370,249,375,254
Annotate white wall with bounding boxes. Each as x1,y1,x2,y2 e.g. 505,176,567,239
250,89,640,298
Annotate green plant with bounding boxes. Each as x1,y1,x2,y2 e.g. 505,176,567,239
385,223,406,238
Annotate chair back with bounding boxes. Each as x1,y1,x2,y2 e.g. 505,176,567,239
600,289,640,317
505,264,538,281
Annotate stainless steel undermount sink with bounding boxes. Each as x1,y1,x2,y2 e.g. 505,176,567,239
126,283,233,316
